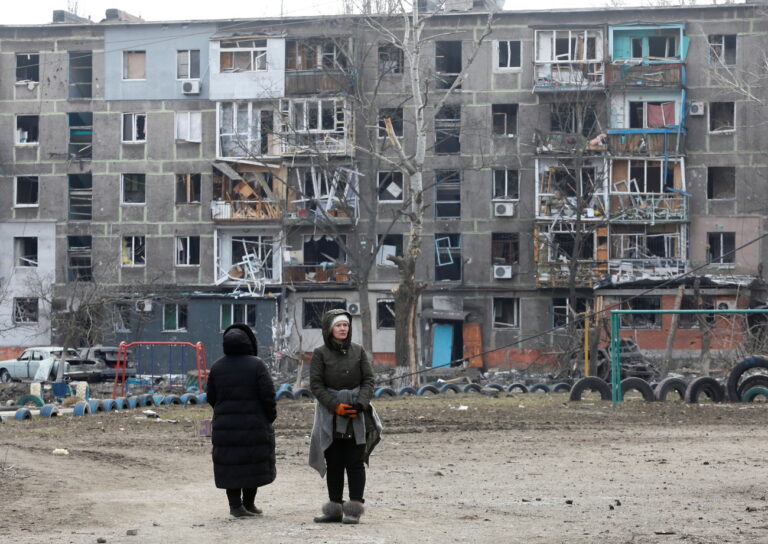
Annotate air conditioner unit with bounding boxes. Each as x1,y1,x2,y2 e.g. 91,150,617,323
689,102,705,116
181,80,201,95
347,303,361,316
494,202,515,217
135,299,153,312
717,300,736,311
494,265,514,279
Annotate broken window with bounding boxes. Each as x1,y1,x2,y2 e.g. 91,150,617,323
13,298,38,324
610,226,679,260
68,112,92,158
14,237,37,267
16,53,39,82
707,232,735,264
626,160,671,193
67,236,92,281
16,115,38,144
231,236,274,278
219,102,272,157
435,170,461,218
707,166,735,200
68,173,92,220
121,173,146,204
176,173,201,204
176,111,202,143
378,43,403,74
619,296,661,329
552,297,588,329
68,51,92,98
15,176,38,206
551,232,594,261
321,42,347,70
123,51,146,79
708,34,736,65
435,41,461,89
435,234,461,281
122,236,146,267
122,113,146,142
176,236,200,266
377,299,396,329
709,102,735,133
493,298,519,329
492,233,519,266
303,235,345,266
163,303,188,331
435,105,460,154
377,234,403,266
492,104,518,137
629,101,675,128
220,39,267,72
220,304,258,330
538,29,600,62
113,303,132,332
378,171,404,202
497,40,521,70
647,36,677,58
177,49,200,79
631,38,643,59
378,108,403,138
303,299,346,329
493,169,519,200
285,40,316,70
550,103,598,136
678,295,715,329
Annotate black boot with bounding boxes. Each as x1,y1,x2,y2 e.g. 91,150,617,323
230,505,255,518
342,500,365,524
313,501,343,523
243,503,263,515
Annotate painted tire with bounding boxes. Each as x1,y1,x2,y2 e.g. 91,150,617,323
277,383,293,393
126,396,139,409
101,399,116,412
39,404,59,418
506,383,529,393
737,375,768,400
14,407,32,420
685,376,725,403
197,393,207,404
151,394,165,406
162,395,181,405
417,385,439,396
72,401,91,416
741,387,768,402
374,387,397,398
88,399,104,412
293,388,314,399
620,377,655,402
462,383,482,394
529,383,551,394
114,397,127,410
137,394,153,407
654,377,687,401
275,389,294,401
485,383,505,392
180,393,199,405
16,395,44,407
569,377,612,401
725,356,768,402
551,382,572,393
398,387,417,396
439,383,462,394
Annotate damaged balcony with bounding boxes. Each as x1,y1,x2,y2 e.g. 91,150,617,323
279,98,352,156
282,235,353,285
607,23,687,90
534,225,609,288
608,224,687,284
284,166,359,224
536,162,607,220
211,163,285,222
606,130,684,156
284,39,352,95
534,130,607,155
533,29,604,92
605,63,684,89
610,158,688,222
215,232,280,295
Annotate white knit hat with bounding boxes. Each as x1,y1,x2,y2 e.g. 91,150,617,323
331,314,350,327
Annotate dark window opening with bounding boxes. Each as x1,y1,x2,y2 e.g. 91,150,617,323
619,296,661,329
709,102,735,132
67,235,92,281
378,171,404,202
553,232,594,260
498,40,521,69
707,232,735,264
303,299,346,328
493,298,519,329
121,173,146,204
492,233,519,265
14,237,38,267
378,108,403,138
16,115,39,144
435,105,460,154
707,167,735,200
550,103,598,137
492,104,518,136
122,236,146,266
435,234,461,281
16,53,39,82
678,295,715,329
631,38,643,58
68,112,93,158
303,235,344,266
493,169,519,200
378,44,403,74
176,173,202,203
377,234,403,266
377,299,396,329
647,36,676,58
176,236,200,266
15,176,39,206
435,170,461,218
14,298,38,323
68,173,92,220
163,303,188,331
69,51,92,98
231,236,274,278
435,41,461,89
553,297,588,328
708,34,736,65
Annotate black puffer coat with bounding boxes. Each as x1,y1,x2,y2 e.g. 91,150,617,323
206,323,277,489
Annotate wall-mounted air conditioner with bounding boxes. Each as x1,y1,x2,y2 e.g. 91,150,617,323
135,299,153,312
494,265,514,279
494,202,515,217
347,302,361,316
181,80,201,95
689,102,705,116
716,300,736,311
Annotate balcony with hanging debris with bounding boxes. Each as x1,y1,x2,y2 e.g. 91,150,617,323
211,164,285,222
609,158,688,223
532,29,605,92
284,166,359,224
278,98,352,156
282,235,353,285
533,224,609,288
535,161,608,221
608,224,687,284
284,38,354,95
606,23,687,90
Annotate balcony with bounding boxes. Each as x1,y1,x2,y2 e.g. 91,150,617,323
285,70,351,95
282,263,352,284
211,199,282,222
606,130,684,157
533,62,604,92
609,258,686,284
605,62,684,89
609,192,688,223
535,260,608,288
534,130,607,155
279,132,351,156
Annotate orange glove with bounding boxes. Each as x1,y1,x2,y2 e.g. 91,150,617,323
334,403,358,418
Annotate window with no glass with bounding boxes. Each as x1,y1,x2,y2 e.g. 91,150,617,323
220,39,267,72
67,235,92,282
709,102,735,133
377,299,396,329
15,176,39,206
434,170,461,218
176,236,200,266
13,298,38,323
16,115,39,144
122,113,147,142
492,104,518,136
378,43,403,74
493,298,519,329
707,167,735,200
435,234,461,281
176,174,201,204
493,169,519,200
16,53,39,82
378,108,403,138
122,236,146,266
707,232,735,264
708,34,736,65
378,171,404,202
14,237,38,267
496,40,521,70
121,173,146,204
163,303,188,331
377,234,403,266
69,50,92,98
302,299,346,329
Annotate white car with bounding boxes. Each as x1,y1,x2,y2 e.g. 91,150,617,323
0,347,104,383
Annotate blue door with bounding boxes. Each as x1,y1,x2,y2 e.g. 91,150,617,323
431,324,453,368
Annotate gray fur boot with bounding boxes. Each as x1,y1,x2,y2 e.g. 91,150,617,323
342,500,365,524
313,501,343,523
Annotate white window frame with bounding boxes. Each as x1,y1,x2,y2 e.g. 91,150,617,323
176,236,200,266
285,99,344,134
162,303,188,332
14,236,38,267
708,34,736,66
220,39,268,72
376,298,396,329
120,173,146,205
122,50,146,80
176,49,200,80
708,101,736,134
535,29,602,63
494,40,522,72
14,175,39,207
493,297,520,329
175,111,202,143
220,303,259,331
122,113,147,143
493,169,519,201
122,236,146,267
218,102,264,157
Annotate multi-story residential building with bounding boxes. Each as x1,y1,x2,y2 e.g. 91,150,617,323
1,3,766,370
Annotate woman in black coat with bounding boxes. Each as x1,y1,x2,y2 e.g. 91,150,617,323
206,323,277,517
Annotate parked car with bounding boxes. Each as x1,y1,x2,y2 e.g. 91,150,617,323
78,346,137,381
0,347,104,383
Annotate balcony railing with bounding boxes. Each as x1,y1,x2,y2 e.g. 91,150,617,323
285,70,351,95
605,62,684,89
609,258,686,284
533,62,604,92
606,130,684,156
537,194,607,221
211,199,282,221
535,260,608,288
609,192,688,223
279,132,350,155
534,130,607,155
282,263,352,284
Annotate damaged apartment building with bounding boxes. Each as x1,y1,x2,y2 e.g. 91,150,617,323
0,3,766,367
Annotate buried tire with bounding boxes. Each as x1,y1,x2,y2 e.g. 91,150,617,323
654,377,687,401
506,383,528,393
374,387,397,398
551,382,572,393
737,375,768,400
569,377,612,401
293,388,313,399
398,387,417,396
620,378,655,402
439,383,462,394
529,383,550,394
726,356,768,402
417,385,439,396
685,376,725,403
741,387,768,402
461,383,482,394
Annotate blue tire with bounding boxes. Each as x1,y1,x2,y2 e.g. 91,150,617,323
197,392,207,404
126,396,139,409
137,394,153,407
14,407,32,420
72,401,91,416
40,404,59,418
529,383,551,393
151,394,164,406
293,388,313,399
506,383,529,393
275,389,294,401
16,395,44,407
180,393,198,405
163,395,181,405
741,387,768,402
101,399,116,412
461,383,482,394
88,399,104,412
374,386,397,397
277,383,293,393
439,383,461,394
114,397,127,410
398,387,417,396
552,382,572,393
417,385,439,395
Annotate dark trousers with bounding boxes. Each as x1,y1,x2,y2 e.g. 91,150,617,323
226,488,257,508
324,437,366,503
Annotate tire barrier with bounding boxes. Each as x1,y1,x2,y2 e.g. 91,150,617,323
162,395,181,405
506,383,529,393
179,393,199,405
72,401,91,416
726,356,768,402
529,383,551,394
462,383,482,394
197,393,207,404
137,394,153,407
151,394,165,406
374,387,397,398
277,383,292,393
685,376,725,403
735,374,768,401
16,395,44,407
620,377,655,402
293,388,314,399
398,386,417,396
568,377,612,401
439,383,462,394
126,396,139,410
39,404,59,418
275,389,294,401
551,382,572,393
101,399,116,412
741,387,768,403
485,383,505,392
654,377,687,401
88,399,105,413
14,407,32,420
417,385,439,396
114,397,127,410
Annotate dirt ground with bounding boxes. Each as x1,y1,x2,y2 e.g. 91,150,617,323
1,391,767,544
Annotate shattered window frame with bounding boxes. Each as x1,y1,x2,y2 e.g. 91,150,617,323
378,43,403,74
708,102,735,133
376,299,396,329
176,173,202,204
67,235,93,282
13,297,39,324
708,34,736,65
552,297,589,329
121,235,146,267
176,236,201,266
491,104,518,137
377,171,404,202
619,296,661,329
14,236,38,267
434,234,462,281
220,39,268,72
493,297,520,329
491,233,519,266
162,303,188,332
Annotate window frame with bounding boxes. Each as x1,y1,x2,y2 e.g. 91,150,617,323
175,111,202,143
120,173,146,205
122,113,147,143
377,234,403,266
708,34,736,66
15,115,39,145
619,296,661,329
175,173,202,204
434,233,462,281
122,50,146,80
14,236,38,267
16,53,40,82
706,166,736,200
14,175,39,207
13,297,39,324
434,169,461,219
175,235,201,266
176,49,201,80
67,235,93,282
707,231,735,265
162,303,188,332
220,39,268,73
377,171,404,203
302,298,346,329
494,40,522,72
378,107,404,139
493,297,520,329
378,43,403,75
121,235,146,267
492,169,519,201
220,303,259,331
376,299,396,329
552,297,589,329
708,101,735,134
